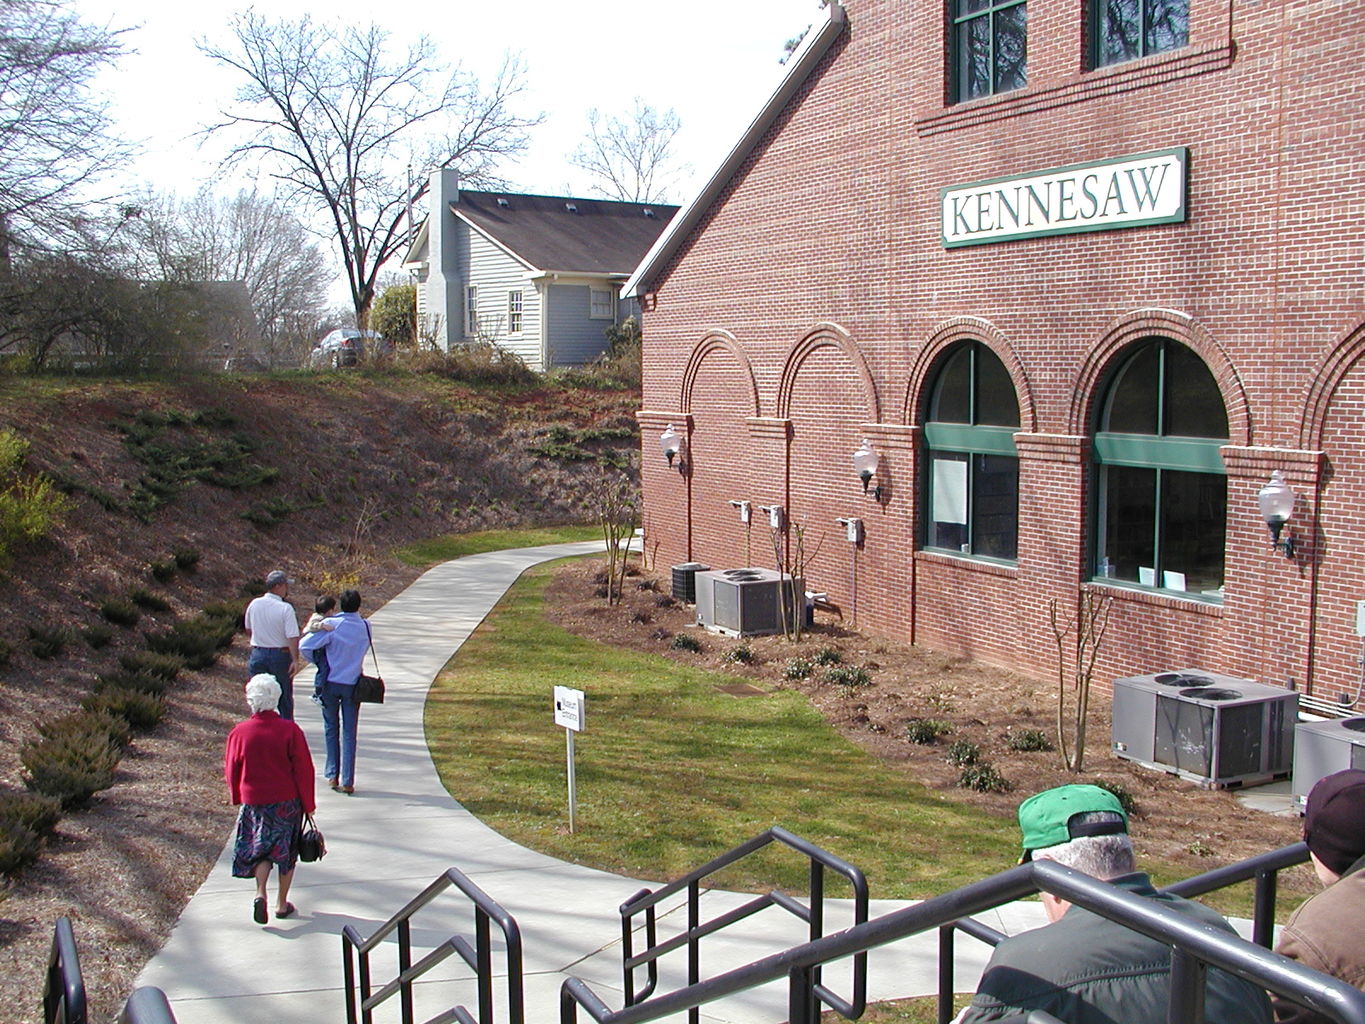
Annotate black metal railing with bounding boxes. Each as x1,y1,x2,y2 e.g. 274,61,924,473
618,826,868,1024
562,858,1365,1024
117,987,178,1024
44,917,87,1024
341,866,524,1024
934,840,1311,1023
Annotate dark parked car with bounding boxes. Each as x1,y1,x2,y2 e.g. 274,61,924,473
308,329,386,368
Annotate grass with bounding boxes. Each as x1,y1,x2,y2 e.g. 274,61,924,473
395,525,602,567
426,560,1018,899
831,995,972,1023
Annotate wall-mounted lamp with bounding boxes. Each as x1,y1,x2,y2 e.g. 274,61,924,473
1257,470,1296,559
852,438,882,500
728,499,751,524
659,424,686,474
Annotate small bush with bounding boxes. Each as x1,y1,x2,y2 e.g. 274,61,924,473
0,819,41,876
83,624,114,649
201,600,246,632
83,687,166,730
120,650,185,681
1096,780,1139,817
172,547,200,570
906,718,953,745
23,719,122,807
654,594,676,608
0,639,12,667
635,578,659,592
144,618,226,668
959,762,1012,793
40,709,131,750
783,657,813,680
1006,728,1054,752
26,624,70,659
99,597,141,627
128,588,171,612
95,670,169,697
946,740,982,767
723,645,755,665
813,647,843,666
0,791,62,837
629,611,652,624
671,633,702,653
824,664,872,688
149,560,177,583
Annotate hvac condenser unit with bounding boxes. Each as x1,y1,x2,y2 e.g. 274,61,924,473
694,568,803,637
1112,670,1297,788
1292,716,1365,807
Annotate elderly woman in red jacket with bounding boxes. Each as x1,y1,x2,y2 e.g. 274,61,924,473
225,673,316,925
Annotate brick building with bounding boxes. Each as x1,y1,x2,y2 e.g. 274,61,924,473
625,0,1364,711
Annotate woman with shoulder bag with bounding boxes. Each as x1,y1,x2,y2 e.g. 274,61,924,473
299,589,374,794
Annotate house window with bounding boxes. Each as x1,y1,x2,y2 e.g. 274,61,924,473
466,286,478,337
507,290,522,334
590,288,614,320
1093,0,1188,67
923,341,1020,560
1092,338,1227,598
951,0,1027,103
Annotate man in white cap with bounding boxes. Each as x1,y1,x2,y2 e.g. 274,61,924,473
242,569,301,719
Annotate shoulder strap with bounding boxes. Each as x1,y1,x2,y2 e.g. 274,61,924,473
363,619,380,675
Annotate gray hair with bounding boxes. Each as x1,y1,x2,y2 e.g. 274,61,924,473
1030,811,1135,879
245,673,282,714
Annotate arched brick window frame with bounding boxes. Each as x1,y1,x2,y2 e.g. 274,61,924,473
680,329,760,417
903,317,1035,430
1069,308,1250,445
776,323,880,423
1300,320,1365,452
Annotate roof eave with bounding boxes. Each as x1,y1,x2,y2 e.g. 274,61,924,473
622,2,847,299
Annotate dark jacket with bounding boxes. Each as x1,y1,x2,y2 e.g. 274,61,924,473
958,873,1273,1024
1273,856,1365,1024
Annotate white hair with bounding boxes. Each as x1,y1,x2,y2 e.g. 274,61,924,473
1031,811,1135,879
245,674,282,714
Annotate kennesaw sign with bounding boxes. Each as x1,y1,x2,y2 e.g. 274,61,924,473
941,148,1187,248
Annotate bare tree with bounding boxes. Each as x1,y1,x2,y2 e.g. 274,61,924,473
0,0,131,262
198,13,540,325
569,99,687,204
1049,591,1114,772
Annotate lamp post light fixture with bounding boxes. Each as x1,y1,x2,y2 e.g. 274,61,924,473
852,438,882,500
1257,470,1296,559
659,424,685,474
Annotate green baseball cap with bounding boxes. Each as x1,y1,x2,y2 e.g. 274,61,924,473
1018,784,1128,861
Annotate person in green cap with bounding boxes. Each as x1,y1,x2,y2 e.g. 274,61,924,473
955,783,1272,1024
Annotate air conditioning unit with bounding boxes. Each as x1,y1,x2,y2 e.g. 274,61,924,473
1112,670,1297,788
694,568,803,637
670,563,710,604
1292,716,1365,807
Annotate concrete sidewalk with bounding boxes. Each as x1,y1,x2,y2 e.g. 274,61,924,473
135,541,1045,1023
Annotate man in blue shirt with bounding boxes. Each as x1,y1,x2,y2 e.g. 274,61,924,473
300,590,371,794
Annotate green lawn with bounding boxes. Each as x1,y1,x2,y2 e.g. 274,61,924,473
394,525,601,567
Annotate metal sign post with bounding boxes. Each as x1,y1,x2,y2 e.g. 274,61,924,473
553,686,586,833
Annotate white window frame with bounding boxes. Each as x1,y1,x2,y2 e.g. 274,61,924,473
589,287,615,320
507,290,523,334
466,286,479,337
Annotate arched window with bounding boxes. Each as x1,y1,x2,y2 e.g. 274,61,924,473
923,341,1020,560
1093,338,1228,598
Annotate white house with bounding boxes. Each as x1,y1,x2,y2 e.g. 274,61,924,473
403,169,677,370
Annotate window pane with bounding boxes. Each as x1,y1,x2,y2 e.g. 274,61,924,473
931,454,969,550
1097,0,1140,65
1146,0,1188,55
1161,470,1225,594
972,454,1018,558
975,347,1020,427
1099,465,1156,582
994,4,1027,93
960,17,993,101
958,0,993,13
930,346,972,423
1163,344,1228,439
1101,342,1159,434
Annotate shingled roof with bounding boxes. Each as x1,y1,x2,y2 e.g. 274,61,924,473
453,191,679,276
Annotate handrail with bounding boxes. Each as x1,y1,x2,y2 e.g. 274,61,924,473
341,866,524,1024
43,917,87,1024
562,859,1365,1024
118,987,178,1024
618,826,868,1024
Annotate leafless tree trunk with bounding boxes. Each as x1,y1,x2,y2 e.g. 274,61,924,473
593,476,638,605
569,99,687,204
1050,591,1114,772
769,518,821,642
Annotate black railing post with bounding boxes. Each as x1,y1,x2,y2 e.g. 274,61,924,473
44,917,87,1024
398,918,413,1024
938,925,956,1024
788,964,818,1024
809,860,824,1000
1168,947,1207,1024
687,878,700,1024
1253,867,1278,949
359,944,373,1024
342,932,358,1024
476,910,493,1024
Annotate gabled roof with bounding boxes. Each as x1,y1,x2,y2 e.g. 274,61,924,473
454,192,679,277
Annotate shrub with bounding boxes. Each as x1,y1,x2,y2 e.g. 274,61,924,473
149,559,177,583
906,718,953,745
172,547,200,570
23,718,122,807
201,600,246,631
635,578,659,592
959,762,1012,793
128,588,171,612
824,664,872,688
40,709,131,750
99,597,141,627
0,430,72,569
946,740,982,767
1096,780,1139,817
654,594,676,608
95,670,169,697
83,687,166,730
119,650,184,681
1006,728,1054,752
0,639,12,667
83,624,114,649
144,619,224,668
26,624,70,659
723,645,755,665
813,647,843,666
0,791,62,837
0,819,41,876
671,633,702,653
783,657,813,680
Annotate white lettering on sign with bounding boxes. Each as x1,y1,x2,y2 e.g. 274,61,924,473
941,149,1187,248
553,686,586,732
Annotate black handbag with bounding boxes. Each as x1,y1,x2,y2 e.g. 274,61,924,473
297,814,326,862
356,622,384,703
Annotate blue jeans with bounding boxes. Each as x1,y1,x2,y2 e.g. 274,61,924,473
319,681,360,787
248,647,294,721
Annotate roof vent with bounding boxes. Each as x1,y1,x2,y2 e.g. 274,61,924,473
565,202,578,213
496,197,510,208
643,208,656,218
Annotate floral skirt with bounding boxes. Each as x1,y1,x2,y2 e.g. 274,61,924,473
232,798,302,877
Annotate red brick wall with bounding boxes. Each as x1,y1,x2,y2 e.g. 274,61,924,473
638,0,1364,700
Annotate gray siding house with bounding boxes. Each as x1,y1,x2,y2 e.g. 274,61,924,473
403,170,677,370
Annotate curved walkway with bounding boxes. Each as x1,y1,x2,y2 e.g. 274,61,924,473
135,542,1042,1023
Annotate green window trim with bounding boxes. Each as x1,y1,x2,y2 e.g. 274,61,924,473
1093,433,1225,473
924,423,1019,456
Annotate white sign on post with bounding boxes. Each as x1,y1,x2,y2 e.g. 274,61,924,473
553,686,586,833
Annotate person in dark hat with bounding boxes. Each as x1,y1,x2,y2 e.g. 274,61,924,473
1273,769,1365,1023
956,783,1271,1024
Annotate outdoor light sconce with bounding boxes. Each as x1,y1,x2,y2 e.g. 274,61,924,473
852,438,882,500
1257,470,1296,559
659,424,686,474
